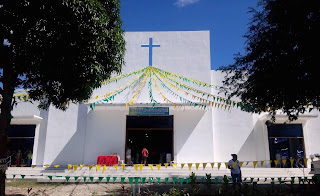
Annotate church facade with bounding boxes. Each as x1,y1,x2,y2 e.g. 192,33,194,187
10,31,320,168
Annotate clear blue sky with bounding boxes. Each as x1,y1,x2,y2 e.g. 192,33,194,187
120,0,258,70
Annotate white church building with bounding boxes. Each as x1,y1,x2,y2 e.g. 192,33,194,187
9,31,320,169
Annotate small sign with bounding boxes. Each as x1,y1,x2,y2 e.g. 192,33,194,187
129,107,169,116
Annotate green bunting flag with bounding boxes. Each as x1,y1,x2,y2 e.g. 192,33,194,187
172,177,177,184
243,178,247,182
271,178,274,183
48,176,52,181
90,177,94,182
65,176,70,182
121,177,126,184
214,178,219,183
165,177,169,184
257,178,259,182
56,176,62,178
13,175,15,179
264,178,267,182
250,178,254,183
149,177,153,184
134,177,139,184
156,177,161,184
83,177,87,182
291,177,295,184
278,177,281,183
186,177,190,184
129,177,133,184
304,177,307,182
74,176,79,181
179,178,184,185
141,177,146,184
201,177,205,183
99,177,103,182
106,177,111,182
113,177,117,182
21,175,25,179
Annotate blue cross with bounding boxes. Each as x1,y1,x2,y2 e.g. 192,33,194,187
141,38,160,66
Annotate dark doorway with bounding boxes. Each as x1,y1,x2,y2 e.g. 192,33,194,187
268,124,305,168
8,125,36,166
126,115,173,165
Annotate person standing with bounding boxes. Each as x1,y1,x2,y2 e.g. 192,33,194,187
126,146,131,165
15,149,22,166
26,150,33,167
141,147,149,165
228,154,242,189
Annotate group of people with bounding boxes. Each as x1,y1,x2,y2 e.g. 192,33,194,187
7,149,33,167
126,146,149,165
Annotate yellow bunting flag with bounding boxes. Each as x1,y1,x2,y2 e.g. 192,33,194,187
297,158,300,163
73,165,78,172
121,164,126,171
290,159,294,165
239,162,244,168
31,165,36,168
195,163,200,170
282,159,287,166
80,164,85,169
172,163,177,169
114,164,118,171
269,160,273,165
218,163,221,170
304,158,308,166
149,164,154,171
261,161,264,166
53,165,60,168
164,163,169,168
134,164,138,171
232,162,236,170
253,161,258,168
274,160,278,166
203,163,207,169
96,164,101,172
181,163,185,169
246,161,250,165
225,162,229,169
156,164,161,170
311,157,314,162
88,165,93,171
44,164,49,168
68,164,72,170
188,163,193,171
210,163,215,168
20,164,27,167
102,165,107,173
139,164,144,172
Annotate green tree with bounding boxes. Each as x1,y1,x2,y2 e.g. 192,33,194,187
220,0,320,121
0,0,125,194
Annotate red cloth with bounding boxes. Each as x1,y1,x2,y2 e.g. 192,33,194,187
142,148,148,157
97,156,118,166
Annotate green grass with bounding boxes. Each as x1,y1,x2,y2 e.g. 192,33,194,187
6,180,59,187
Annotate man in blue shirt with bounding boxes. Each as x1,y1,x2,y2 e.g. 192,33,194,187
228,154,242,189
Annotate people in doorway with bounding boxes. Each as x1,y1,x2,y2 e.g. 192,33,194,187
26,150,33,167
15,149,22,166
135,152,140,164
228,154,242,189
126,146,132,165
141,147,149,165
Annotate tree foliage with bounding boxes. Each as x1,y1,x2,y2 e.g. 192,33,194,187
220,0,320,121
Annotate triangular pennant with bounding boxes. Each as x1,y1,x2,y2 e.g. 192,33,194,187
96,165,101,172
274,160,278,166
44,164,49,168
149,177,153,184
202,163,207,169
80,164,85,169
186,177,190,184
291,177,295,184
195,163,200,170
232,162,236,169
13,175,16,178
188,163,192,171
20,175,25,179
139,164,144,171
121,177,125,184
210,163,215,168
225,162,229,169
89,177,94,182
278,177,282,183
31,165,36,168
114,164,118,171
113,177,117,182
217,163,221,170
74,176,79,181
261,161,264,166
179,178,184,185
73,165,78,172
253,161,258,168
246,161,249,165
271,178,274,182
214,178,219,183
54,165,60,168
68,164,72,170
98,177,103,182
165,177,169,184
304,158,308,166
83,177,87,182
239,162,243,168
172,163,177,169
164,163,169,168
128,177,133,184
48,176,52,181
141,177,146,184
106,176,111,182
88,165,93,171
264,178,267,182
181,163,185,169
156,177,161,184
172,177,177,184
156,164,161,170
282,159,287,166
148,164,154,171
269,160,273,165
102,165,107,173
65,176,70,182
134,164,138,171
134,177,139,184
121,164,126,171
290,159,294,165
250,178,254,183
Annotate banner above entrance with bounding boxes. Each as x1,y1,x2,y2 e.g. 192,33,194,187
129,107,169,116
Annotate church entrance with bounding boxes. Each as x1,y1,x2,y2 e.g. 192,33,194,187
126,115,173,165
